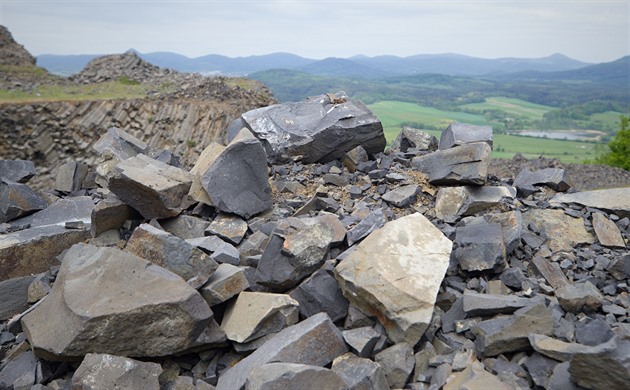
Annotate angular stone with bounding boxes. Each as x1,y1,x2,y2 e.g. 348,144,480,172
161,215,211,240
531,256,570,289
551,187,630,218
27,272,51,304
246,362,347,390
188,142,226,205
438,122,493,150
382,184,418,208
374,342,415,389
346,208,386,246
472,303,553,357
609,254,630,280
206,213,248,245
576,318,614,346
569,336,630,390
0,159,36,183
108,154,193,219
453,223,506,272
221,291,299,343
331,352,389,390
462,291,532,316
21,243,215,360
548,362,583,390
93,126,150,161
513,167,572,196
0,196,94,281
125,223,218,287
435,186,514,221
335,213,452,346
256,214,345,290
556,281,604,314
522,352,559,388
0,350,37,389
388,126,438,153
459,210,522,253
529,334,599,362
0,180,47,223
200,129,272,219
412,142,491,186
522,209,595,253
342,145,369,173
231,92,386,164
289,268,349,322
592,212,626,248
199,263,249,306
71,353,162,390
55,161,89,193
90,195,140,237
187,235,240,265
216,312,348,390
342,326,381,358
444,361,511,390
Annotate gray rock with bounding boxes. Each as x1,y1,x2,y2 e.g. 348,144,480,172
230,92,386,164
0,350,37,389
388,126,439,153
187,235,240,265
374,342,415,389
342,145,369,173
0,196,94,281
216,312,348,390
245,362,347,390
462,291,533,316
556,281,604,314
438,122,493,150
443,361,511,390
342,326,381,358
331,352,389,390
608,254,630,280
336,213,452,346
522,209,595,253
575,318,614,346
459,210,522,253
430,363,452,389
108,154,193,219
0,180,48,223
256,214,345,290
412,142,491,186
90,195,140,237
529,334,598,362
221,291,299,343
27,272,51,304
413,342,437,381
453,223,506,272
472,303,553,357
522,352,559,388
71,353,162,390
381,184,418,208
161,215,211,240
569,336,630,390
21,243,217,360
206,213,248,245
592,212,626,248
289,269,349,322
548,362,585,390
0,159,36,183
125,223,218,287
188,142,226,205
199,263,249,306
54,161,89,193
93,126,150,160
346,208,387,246
550,187,630,218
200,128,272,219
513,167,572,196
435,186,514,221
531,256,570,289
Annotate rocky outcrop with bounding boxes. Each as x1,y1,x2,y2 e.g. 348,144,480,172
0,25,36,67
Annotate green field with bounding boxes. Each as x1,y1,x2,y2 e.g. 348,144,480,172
369,99,607,163
459,97,552,121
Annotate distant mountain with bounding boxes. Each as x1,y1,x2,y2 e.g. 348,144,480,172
37,50,599,78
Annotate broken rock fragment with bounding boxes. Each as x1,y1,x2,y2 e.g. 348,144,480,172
412,142,491,186
453,223,507,272
0,180,48,223
592,212,626,248
0,159,37,183
435,185,514,221
550,187,630,218
438,122,493,150
331,353,389,390
387,126,438,154
513,167,572,196
245,362,347,390
71,353,162,390
54,161,88,193
335,212,452,346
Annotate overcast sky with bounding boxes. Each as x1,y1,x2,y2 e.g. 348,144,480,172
1,0,628,63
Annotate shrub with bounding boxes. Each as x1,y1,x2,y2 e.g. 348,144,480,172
596,115,630,171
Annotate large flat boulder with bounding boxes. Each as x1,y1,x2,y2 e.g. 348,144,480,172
21,243,217,361
334,213,452,346
228,92,385,164
71,353,162,390
412,142,492,186
550,187,630,218
522,209,595,253
438,122,493,150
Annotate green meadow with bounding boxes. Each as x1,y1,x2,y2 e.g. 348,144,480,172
368,99,607,163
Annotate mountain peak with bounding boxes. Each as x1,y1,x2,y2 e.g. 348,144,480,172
0,25,37,67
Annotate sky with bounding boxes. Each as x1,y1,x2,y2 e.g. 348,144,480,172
1,0,628,63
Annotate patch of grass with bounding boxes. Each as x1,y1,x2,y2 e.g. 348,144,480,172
458,96,552,121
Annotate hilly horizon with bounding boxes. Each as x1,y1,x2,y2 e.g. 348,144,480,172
36,50,601,78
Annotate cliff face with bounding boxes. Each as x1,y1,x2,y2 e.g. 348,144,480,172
0,25,36,67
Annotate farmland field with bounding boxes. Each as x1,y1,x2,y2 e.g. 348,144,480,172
458,97,552,121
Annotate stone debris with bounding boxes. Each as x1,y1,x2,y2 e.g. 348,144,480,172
1,116,628,390
0,159,37,183
0,180,48,223
513,167,572,196
71,353,162,390
54,161,89,193
412,142,492,186
439,122,493,150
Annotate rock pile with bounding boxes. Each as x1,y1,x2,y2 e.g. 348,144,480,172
0,26,36,67
1,99,629,389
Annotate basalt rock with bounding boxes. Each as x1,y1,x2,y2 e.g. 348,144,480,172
387,126,438,154
551,187,630,218
438,122,493,150
71,353,162,390
412,142,492,186
0,160,37,183
0,180,48,223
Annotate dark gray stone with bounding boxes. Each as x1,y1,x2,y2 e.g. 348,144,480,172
438,122,492,150
331,352,389,390
556,281,604,314
201,129,272,219
412,142,491,186
435,186,514,221
388,126,438,154
462,291,533,316
341,326,380,358
199,263,249,306
161,215,210,240
206,213,248,245
381,184,418,208
575,318,614,346
453,223,506,272
216,312,348,390
54,161,89,193
513,167,572,196
229,92,386,164
374,342,415,389
522,352,558,388
0,350,37,389
289,269,349,322
459,210,522,253
188,235,240,265
0,275,36,320
0,180,48,223
342,145,369,173
71,353,162,390
548,362,585,390
346,208,386,246
0,159,36,183
93,126,150,160
550,187,630,218
90,195,140,237
245,362,347,390
569,336,630,390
